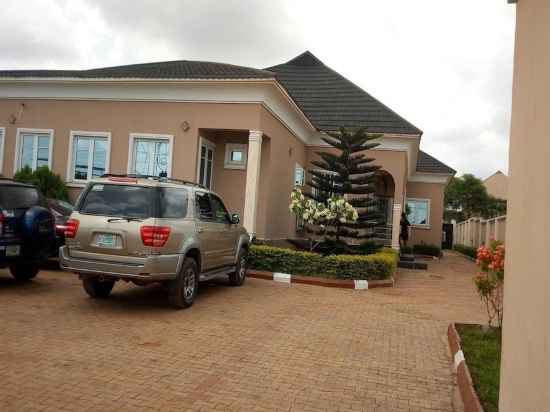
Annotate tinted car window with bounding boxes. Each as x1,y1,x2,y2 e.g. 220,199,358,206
210,195,230,224
80,184,154,218
159,188,188,218
195,192,213,220
0,186,40,209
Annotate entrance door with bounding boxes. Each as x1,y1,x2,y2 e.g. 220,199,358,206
198,138,215,189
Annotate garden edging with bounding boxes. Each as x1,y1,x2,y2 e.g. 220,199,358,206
248,269,394,289
447,323,484,412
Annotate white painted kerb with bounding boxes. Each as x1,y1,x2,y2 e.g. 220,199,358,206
273,272,291,283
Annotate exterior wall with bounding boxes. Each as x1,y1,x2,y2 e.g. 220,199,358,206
259,107,307,239
500,1,550,410
406,182,445,246
483,171,508,200
0,99,263,200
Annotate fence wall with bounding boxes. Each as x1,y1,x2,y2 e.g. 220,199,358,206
454,215,507,248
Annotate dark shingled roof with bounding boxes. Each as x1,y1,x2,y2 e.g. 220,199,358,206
416,150,456,174
0,60,275,80
266,51,422,135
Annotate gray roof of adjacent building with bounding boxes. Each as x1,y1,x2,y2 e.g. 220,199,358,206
416,150,456,174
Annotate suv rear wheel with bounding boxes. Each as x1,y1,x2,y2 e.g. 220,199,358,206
168,258,199,309
9,264,40,281
82,276,116,298
229,248,248,286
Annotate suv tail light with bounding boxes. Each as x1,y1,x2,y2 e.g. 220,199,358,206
65,219,80,238
140,226,171,247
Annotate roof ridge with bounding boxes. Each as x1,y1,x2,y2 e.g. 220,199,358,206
284,51,324,67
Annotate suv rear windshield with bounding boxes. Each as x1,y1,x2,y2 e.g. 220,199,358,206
0,185,40,209
79,184,188,218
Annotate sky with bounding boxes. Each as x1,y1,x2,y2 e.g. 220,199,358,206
0,0,516,179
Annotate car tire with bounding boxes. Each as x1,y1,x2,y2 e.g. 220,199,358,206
82,277,115,298
9,264,40,281
168,258,199,309
229,248,247,286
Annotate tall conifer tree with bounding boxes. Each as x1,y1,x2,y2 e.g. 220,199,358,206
307,126,383,245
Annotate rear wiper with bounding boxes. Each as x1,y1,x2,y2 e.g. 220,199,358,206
107,217,143,223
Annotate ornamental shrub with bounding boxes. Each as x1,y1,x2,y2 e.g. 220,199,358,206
248,245,397,280
14,166,69,200
412,244,441,257
474,241,505,328
454,244,478,259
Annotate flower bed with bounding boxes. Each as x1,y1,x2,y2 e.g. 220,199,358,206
249,245,398,280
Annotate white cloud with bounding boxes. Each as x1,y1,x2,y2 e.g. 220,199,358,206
0,0,515,178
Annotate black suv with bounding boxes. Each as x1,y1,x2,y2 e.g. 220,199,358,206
0,179,55,281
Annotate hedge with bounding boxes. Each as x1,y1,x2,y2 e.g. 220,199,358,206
454,244,478,259
412,244,441,257
249,245,398,280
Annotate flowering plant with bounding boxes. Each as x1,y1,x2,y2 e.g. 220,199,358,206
289,189,359,249
474,240,505,328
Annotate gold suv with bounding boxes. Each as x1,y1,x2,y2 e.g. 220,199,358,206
59,175,250,308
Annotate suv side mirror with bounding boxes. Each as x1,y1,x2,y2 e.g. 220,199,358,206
231,213,240,225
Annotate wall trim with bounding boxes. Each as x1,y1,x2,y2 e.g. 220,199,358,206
409,172,453,184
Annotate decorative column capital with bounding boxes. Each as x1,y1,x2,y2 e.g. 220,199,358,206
248,130,263,142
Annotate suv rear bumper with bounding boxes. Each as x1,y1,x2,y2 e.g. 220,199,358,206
59,246,181,281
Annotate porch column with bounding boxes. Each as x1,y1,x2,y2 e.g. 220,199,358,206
243,130,263,237
391,202,402,250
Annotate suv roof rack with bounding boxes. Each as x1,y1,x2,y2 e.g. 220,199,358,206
99,174,207,189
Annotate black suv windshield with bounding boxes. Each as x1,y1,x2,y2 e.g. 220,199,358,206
79,184,188,218
0,186,40,209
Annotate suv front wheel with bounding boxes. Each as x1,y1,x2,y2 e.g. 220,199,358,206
229,248,248,286
82,276,116,298
168,258,199,309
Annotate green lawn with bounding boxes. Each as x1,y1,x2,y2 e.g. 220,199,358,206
456,324,502,412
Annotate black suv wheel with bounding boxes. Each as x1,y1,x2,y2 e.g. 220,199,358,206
9,264,40,281
82,276,116,298
168,258,199,309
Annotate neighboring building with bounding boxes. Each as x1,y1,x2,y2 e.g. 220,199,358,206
483,170,508,200
500,0,550,410
0,51,454,247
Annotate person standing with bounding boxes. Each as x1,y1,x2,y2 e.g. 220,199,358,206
399,212,410,249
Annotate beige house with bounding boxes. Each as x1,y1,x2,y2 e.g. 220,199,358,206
483,170,508,200
500,0,550,410
0,51,454,248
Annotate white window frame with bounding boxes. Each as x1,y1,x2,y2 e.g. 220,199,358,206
224,143,247,170
0,127,5,175
127,133,174,177
66,131,112,186
294,162,305,187
197,137,216,189
14,128,54,173
406,197,431,228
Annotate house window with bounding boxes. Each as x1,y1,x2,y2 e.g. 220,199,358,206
128,134,173,177
224,143,247,169
294,163,305,187
406,198,430,226
69,132,110,182
16,129,53,171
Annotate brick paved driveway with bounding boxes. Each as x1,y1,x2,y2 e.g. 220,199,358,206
0,252,484,411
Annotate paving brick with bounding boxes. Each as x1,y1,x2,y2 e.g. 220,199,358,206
0,251,484,411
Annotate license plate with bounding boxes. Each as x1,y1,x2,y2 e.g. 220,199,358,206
6,245,20,256
96,233,115,248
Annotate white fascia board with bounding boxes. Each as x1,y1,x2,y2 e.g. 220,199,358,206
0,78,316,144
408,172,454,184
308,132,421,178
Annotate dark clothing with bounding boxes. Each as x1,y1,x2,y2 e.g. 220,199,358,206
400,218,410,241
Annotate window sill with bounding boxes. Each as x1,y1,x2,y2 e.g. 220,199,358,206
224,163,246,170
66,181,87,188
411,224,431,230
